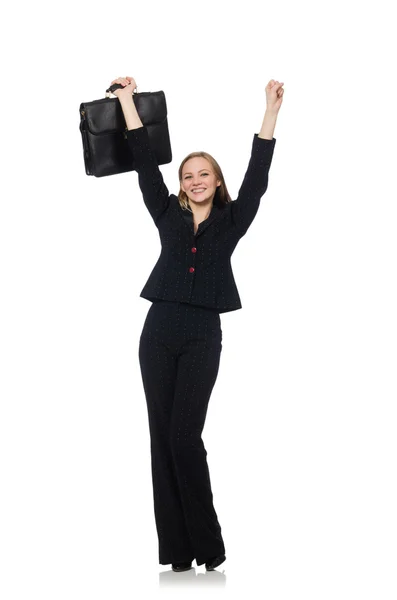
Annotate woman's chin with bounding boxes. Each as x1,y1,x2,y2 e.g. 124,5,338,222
190,194,209,202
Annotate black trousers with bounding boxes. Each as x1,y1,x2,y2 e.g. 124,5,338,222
138,299,226,566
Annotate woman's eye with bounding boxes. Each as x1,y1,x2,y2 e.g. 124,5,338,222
185,173,208,179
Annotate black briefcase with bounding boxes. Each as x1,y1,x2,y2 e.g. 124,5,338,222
79,84,172,177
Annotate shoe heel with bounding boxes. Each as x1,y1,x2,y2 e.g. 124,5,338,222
205,554,226,571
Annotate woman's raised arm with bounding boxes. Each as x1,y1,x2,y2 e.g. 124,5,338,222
112,76,143,130
119,94,144,130
111,77,171,227
231,80,284,237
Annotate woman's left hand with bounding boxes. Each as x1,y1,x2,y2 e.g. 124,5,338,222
266,80,284,113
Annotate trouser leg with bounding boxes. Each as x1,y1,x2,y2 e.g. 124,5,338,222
138,305,194,565
170,329,225,567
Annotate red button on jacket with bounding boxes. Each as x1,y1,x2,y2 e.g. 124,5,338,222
189,267,195,273
191,247,197,253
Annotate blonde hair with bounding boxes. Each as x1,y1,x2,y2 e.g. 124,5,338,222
177,151,232,212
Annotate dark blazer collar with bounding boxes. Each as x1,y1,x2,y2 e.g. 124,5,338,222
176,197,223,238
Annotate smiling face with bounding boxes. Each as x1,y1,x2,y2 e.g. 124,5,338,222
180,157,221,206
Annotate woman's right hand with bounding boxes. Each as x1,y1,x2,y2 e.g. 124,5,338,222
110,76,137,100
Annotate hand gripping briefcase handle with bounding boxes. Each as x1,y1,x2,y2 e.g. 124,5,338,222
79,83,172,177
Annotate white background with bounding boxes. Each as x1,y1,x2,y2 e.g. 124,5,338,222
1,0,396,598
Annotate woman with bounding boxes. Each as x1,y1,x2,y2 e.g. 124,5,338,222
110,75,284,571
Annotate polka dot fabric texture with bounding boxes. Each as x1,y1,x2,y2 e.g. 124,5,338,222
127,126,276,313
139,299,224,566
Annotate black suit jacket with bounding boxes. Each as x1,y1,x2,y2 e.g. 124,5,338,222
127,126,276,313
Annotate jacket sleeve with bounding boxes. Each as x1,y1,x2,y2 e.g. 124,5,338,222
231,133,276,236
126,126,171,227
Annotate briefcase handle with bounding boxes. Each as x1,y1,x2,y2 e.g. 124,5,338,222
105,82,138,97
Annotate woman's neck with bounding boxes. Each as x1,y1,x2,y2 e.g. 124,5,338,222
189,200,213,220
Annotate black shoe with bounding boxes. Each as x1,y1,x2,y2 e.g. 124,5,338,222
205,554,226,571
172,561,193,572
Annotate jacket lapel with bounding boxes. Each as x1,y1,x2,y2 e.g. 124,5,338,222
176,200,222,239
